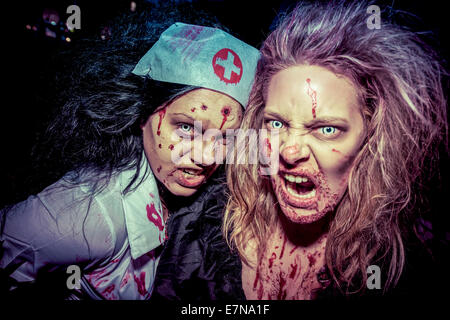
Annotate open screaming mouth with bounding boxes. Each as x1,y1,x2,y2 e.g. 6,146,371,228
278,172,319,209
284,173,316,199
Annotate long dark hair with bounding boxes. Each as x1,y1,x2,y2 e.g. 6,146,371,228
26,2,231,199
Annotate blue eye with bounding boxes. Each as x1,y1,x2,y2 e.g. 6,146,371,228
271,120,284,129
180,124,193,132
321,126,337,135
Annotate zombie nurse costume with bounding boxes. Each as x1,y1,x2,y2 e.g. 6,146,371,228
0,23,259,300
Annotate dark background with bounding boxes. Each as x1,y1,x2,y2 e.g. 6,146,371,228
0,0,448,288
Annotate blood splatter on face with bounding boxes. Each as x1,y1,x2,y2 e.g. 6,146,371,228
141,88,243,197
263,65,365,224
219,106,232,130
264,138,272,158
306,78,318,118
156,108,166,136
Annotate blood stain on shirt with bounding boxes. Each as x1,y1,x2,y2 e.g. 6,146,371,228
146,203,164,231
134,271,147,296
168,144,174,150
201,104,208,111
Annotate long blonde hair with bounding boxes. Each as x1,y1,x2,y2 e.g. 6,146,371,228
223,0,448,294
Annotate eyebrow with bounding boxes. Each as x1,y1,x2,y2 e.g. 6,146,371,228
303,117,349,128
171,112,212,127
263,111,349,127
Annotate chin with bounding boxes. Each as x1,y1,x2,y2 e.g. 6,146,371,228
166,183,199,197
279,203,330,225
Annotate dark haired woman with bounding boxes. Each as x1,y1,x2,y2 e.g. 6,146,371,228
0,6,259,299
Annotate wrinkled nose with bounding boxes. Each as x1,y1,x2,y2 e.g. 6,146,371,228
280,134,310,165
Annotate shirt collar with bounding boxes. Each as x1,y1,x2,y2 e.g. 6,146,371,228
120,153,166,260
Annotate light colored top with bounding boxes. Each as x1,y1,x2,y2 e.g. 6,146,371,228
0,155,167,300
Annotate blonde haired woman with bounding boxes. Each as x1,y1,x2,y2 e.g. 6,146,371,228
224,0,448,299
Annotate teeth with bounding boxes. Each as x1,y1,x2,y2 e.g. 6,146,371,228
284,174,309,183
182,169,203,177
286,184,316,199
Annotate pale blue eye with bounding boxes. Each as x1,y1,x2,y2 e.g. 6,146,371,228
271,120,283,129
321,126,336,135
180,124,193,132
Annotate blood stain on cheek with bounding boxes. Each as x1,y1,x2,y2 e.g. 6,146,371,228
263,138,272,157
156,108,166,136
219,106,231,130
157,166,162,173
306,78,318,118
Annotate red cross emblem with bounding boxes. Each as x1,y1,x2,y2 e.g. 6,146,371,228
212,48,243,84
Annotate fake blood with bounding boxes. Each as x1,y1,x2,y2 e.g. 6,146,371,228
201,105,208,111
146,203,164,231
219,106,231,130
289,263,298,279
279,235,287,259
168,144,174,150
307,253,316,267
156,108,166,136
102,284,115,295
277,276,287,300
191,107,196,112
134,271,147,296
306,78,318,118
268,252,277,269
253,268,260,290
264,138,272,157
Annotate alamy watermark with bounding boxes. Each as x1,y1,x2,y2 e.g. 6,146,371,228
367,5,381,29
66,264,81,290
366,264,381,289
66,5,81,30
169,122,280,175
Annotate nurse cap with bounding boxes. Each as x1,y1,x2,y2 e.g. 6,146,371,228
132,22,260,107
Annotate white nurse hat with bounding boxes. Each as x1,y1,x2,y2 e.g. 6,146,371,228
132,22,260,107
